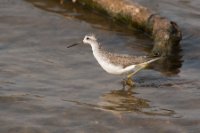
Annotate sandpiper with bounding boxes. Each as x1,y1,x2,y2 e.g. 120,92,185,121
67,34,160,87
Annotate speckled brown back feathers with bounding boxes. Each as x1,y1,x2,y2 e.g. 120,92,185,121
99,46,150,68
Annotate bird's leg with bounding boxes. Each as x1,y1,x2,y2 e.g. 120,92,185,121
121,78,127,89
126,63,149,87
127,63,148,79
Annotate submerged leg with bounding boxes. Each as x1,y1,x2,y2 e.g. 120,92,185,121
126,78,135,87
121,79,127,89
121,78,135,89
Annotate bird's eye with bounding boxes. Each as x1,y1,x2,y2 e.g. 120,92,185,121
86,37,89,40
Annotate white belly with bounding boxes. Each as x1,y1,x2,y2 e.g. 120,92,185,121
98,59,124,75
94,52,135,75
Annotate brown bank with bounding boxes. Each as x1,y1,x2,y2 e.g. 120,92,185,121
61,0,182,56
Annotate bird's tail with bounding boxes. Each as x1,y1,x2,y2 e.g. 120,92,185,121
135,57,161,72
144,57,161,65
128,57,161,77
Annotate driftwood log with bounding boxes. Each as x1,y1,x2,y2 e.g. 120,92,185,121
69,0,182,57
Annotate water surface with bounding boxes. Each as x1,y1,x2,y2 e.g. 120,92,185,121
0,0,200,132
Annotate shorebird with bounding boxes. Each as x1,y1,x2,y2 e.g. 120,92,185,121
67,34,160,87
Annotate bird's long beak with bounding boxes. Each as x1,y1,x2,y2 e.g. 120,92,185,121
67,42,82,48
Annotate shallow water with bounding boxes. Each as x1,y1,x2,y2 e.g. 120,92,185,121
0,0,200,132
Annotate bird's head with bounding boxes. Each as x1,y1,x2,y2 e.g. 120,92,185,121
67,34,98,48
83,34,97,45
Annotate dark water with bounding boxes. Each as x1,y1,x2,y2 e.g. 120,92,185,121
0,0,200,132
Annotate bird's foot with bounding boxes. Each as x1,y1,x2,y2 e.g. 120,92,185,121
127,78,135,87
121,78,135,89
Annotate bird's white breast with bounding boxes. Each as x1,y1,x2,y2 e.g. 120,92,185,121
93,50,135,75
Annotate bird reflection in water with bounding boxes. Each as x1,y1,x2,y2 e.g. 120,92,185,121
64,88,177,117
99,88,177,117
98,89,149,113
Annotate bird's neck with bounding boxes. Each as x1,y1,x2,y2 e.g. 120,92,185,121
90,42,100,53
